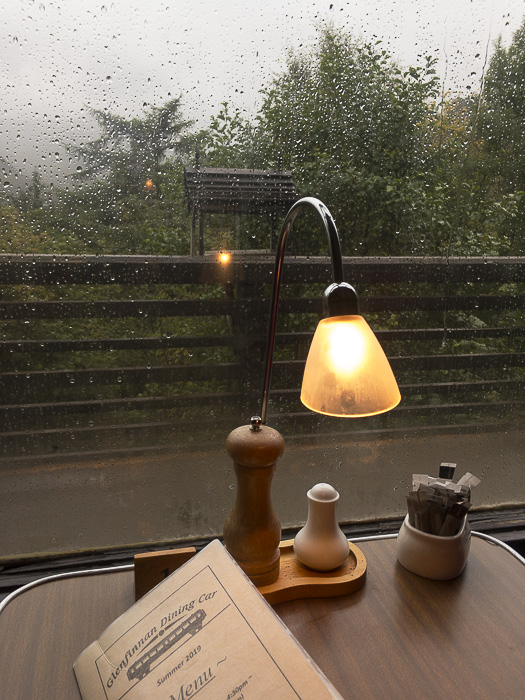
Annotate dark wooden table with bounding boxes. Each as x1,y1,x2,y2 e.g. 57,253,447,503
1,534,524,699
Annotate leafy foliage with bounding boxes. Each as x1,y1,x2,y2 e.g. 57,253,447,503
254,28,440,254
191,103,264,169
476,18,525,252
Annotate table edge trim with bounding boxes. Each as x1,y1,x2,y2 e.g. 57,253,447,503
0,564,134,615
1,531,523,616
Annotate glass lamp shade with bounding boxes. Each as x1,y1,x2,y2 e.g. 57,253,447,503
300,315,401,417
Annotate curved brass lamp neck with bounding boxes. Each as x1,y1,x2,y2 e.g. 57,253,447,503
257,197,358,426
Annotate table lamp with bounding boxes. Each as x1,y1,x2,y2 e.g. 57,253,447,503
223,197,401,587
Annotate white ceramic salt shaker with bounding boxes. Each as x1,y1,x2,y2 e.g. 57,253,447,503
293,483,349,571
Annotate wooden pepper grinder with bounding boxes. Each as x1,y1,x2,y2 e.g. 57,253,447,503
223,419,285,587
294,483,349,571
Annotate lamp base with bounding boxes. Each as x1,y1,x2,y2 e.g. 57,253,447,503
259,539,366,604
134,539,367,604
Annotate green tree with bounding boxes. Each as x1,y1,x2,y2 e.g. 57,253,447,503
255,27,440,254
11,170,45,212
191,102,264,169
28,163,191,256
40,97,196,254
423,95,495,256
71,97,192,196
476,19,525,252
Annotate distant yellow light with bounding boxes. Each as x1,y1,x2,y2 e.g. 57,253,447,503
144,179,155,191
219,252,231,264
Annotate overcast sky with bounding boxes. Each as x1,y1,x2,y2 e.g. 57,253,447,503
1,0,523,188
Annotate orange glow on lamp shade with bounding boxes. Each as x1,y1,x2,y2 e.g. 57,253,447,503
300,315,401,417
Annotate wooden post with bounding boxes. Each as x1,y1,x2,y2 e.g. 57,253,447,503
198,210,204,256
235,213,241,249
190,203,196,257
270,212,276,252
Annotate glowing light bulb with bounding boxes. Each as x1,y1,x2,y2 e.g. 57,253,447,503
326,320,366,375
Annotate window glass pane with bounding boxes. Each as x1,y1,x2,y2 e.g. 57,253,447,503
1,0,524,560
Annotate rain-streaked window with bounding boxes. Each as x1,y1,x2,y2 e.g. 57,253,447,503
1,1,524,560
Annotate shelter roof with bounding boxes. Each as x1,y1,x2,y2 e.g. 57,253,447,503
184,167,297,214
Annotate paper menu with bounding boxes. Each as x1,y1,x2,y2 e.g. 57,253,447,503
74,539,343,700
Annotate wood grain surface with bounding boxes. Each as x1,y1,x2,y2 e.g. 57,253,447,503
0,570,135,700
276,537,525,699
0,536,523,700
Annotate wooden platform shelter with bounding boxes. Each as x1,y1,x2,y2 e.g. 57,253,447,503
184,166,297,255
